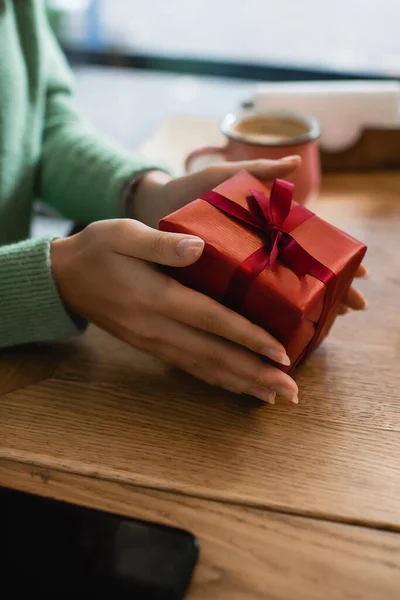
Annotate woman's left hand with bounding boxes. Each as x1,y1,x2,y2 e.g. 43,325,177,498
130,157,301,227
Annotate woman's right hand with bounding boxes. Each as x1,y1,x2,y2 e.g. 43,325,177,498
50,219,298,404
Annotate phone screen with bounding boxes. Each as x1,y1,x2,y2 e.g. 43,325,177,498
1,486,198,599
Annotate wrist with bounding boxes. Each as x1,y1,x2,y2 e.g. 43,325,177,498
129,170,172,227
50,237,89,329
50,238,66,286
50,237,77,311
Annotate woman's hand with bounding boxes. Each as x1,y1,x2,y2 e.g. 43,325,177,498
51,219,298,405
132,158,368,314
131,157,301,228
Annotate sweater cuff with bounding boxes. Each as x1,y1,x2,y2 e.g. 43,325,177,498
0,237,86,348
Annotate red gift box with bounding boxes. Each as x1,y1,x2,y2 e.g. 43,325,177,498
159,171,367,372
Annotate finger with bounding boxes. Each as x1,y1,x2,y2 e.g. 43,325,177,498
115,321,277,404
114,220,205,267
168,352,277,404
188,365,277,405
338,305,350,316
165,156,302,216
130,314,299,403
160,277,291,366
198,156,301,190
218,156,302,181
151,339,284,404
355,264,369,279
343,286,368,311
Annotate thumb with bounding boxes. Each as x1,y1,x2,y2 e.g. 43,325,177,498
117,220,205,267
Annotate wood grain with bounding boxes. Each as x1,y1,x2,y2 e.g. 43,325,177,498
1,368,400,528
1,167,394,527
54,328,400,433
0,342,71,397
1,116,400,598
321,128,400,172
1,459,400,600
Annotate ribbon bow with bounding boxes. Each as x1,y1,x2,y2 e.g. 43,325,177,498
201,179,336,314
247,181,310,272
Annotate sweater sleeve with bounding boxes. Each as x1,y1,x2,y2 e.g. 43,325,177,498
0,238,85,347
37,14,166,223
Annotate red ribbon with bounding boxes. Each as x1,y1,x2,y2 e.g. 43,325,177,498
201,179,337,361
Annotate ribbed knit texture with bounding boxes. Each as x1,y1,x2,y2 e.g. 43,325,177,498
0,237,85,346
0,0,166,347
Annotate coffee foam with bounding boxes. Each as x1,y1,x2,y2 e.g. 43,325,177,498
230,116,309,145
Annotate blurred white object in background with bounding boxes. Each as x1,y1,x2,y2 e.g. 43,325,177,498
251,81,400,151
47,0,97,46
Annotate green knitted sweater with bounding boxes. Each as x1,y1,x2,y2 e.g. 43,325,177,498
0,0,162,347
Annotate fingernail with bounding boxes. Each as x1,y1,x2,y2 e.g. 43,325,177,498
274,385,299,404
362,302,369,311
176,238,204,259
249,387,276,404
261,347,291,366
280,155,300,164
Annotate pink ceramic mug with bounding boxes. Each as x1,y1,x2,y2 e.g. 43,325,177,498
185,110,321,205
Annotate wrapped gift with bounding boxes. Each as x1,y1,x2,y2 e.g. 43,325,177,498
159,171,367,372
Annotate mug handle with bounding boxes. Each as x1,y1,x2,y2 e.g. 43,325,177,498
185,145,227,172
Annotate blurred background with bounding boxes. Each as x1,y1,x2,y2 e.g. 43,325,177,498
49,0,400,75
44,0,400,151
36,0,400,236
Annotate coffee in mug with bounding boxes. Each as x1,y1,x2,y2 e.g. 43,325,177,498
185,111,321,205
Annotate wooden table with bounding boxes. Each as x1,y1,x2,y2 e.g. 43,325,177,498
1,117,400,599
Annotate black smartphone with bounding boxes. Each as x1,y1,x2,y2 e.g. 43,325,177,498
1,486,199,599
